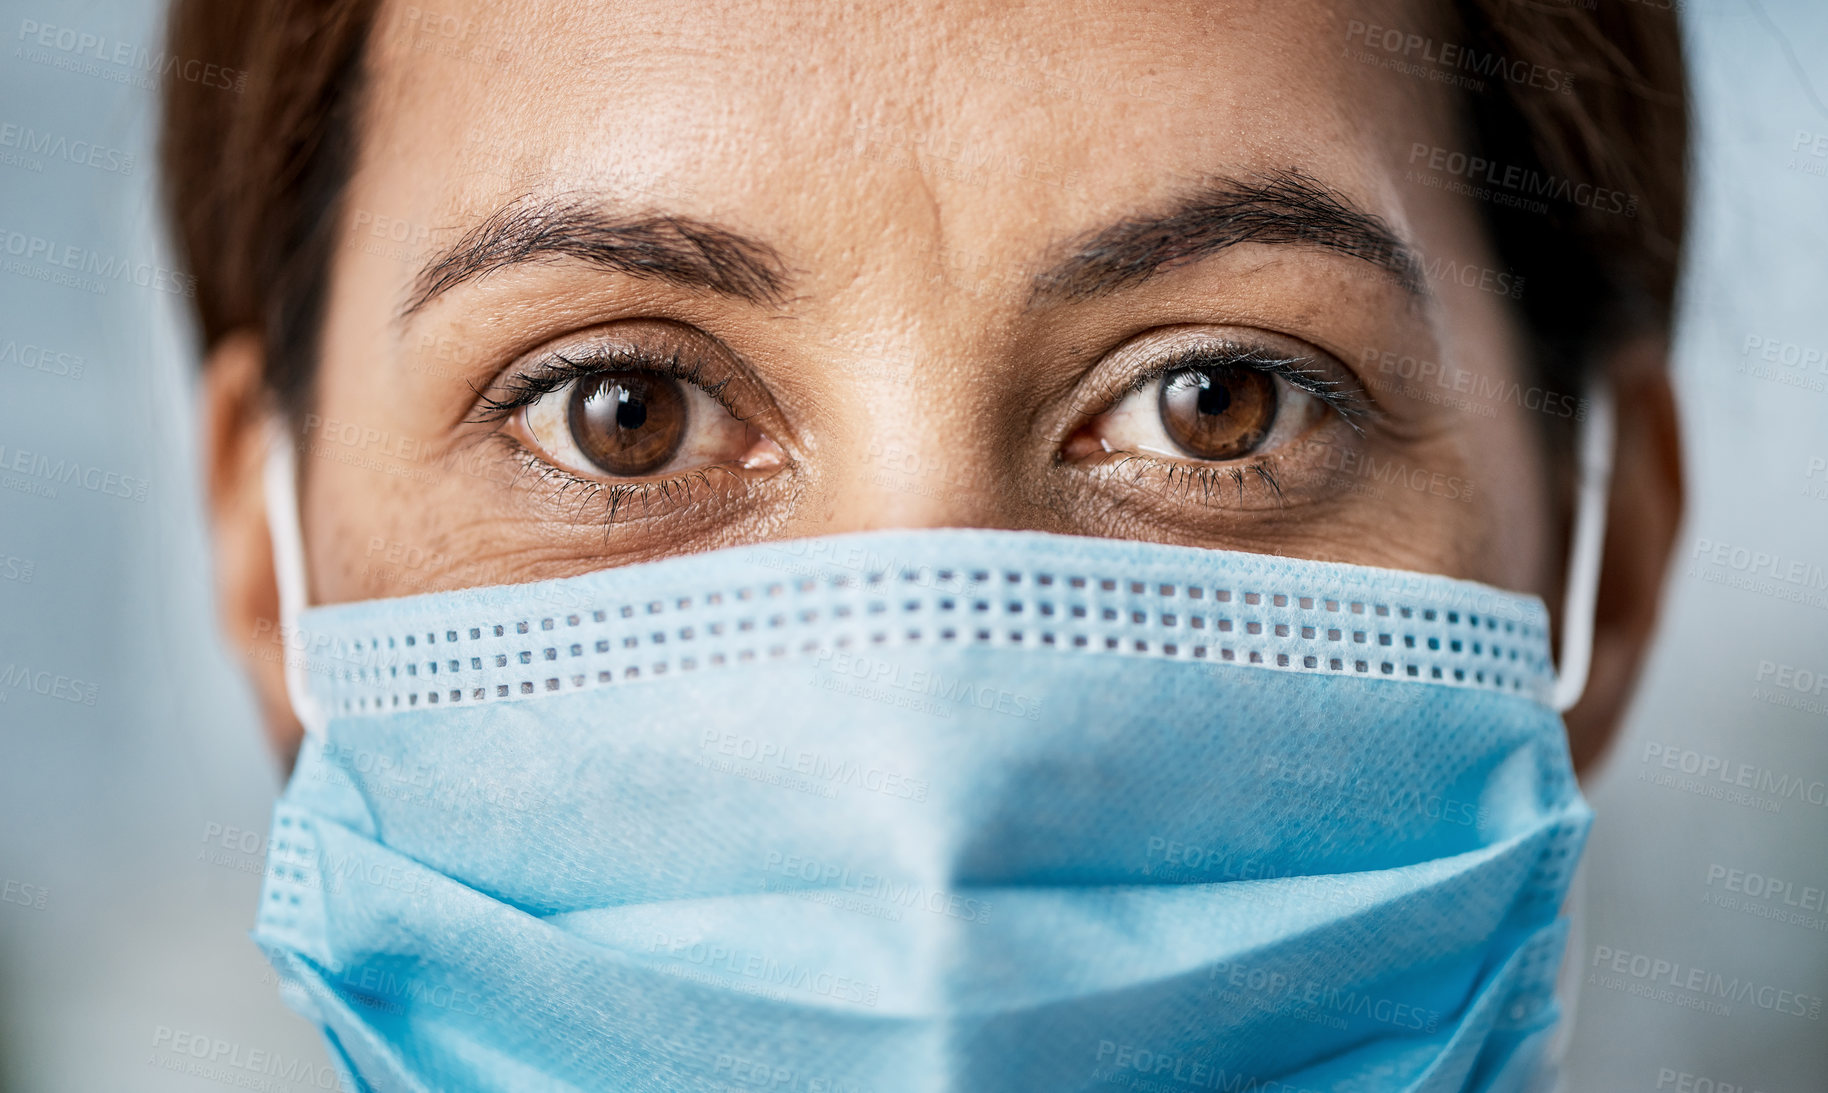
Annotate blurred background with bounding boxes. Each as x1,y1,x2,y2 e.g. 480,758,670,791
0,0,1824,1089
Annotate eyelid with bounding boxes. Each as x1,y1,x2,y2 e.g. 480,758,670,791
1217,349,1371,435
1085,330,1378,437
470,329,788,523
468,342,746,427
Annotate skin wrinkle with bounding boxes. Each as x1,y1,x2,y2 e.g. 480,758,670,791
402,173,1430,344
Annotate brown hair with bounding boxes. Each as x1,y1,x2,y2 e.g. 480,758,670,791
160,0,1688,419
162,0,371,416
1455,0,1690,397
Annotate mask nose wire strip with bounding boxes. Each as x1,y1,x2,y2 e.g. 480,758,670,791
263,424,328,739
1549,384,1615,714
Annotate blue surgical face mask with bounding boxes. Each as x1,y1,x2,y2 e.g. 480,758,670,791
252,395,1615,1093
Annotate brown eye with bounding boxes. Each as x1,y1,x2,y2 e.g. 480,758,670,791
508,330,788,492
566,371,687,475
1158,364,1278,460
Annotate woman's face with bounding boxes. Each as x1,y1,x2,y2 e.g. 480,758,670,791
208,0,1683,765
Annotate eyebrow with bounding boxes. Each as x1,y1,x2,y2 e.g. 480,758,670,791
399,169,1420,324
1026,168,1425,306
398,195,792,323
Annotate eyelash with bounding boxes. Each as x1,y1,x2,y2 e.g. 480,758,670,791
467,345,744,426
471,338,1371,520
471,345,756,523
512,459,745,526
1077,343,1372,507
1103,344,1371,433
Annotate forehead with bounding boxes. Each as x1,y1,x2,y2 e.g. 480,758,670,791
359,0,1448,269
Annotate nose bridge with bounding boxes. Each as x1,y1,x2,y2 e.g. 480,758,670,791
781,155,1055,536
857,418,985,518
822,404,1013,535
799,320,1037,535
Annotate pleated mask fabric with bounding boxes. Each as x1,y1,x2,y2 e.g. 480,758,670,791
252,527,1592,1093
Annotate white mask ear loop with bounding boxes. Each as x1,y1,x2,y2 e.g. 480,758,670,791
1541,387,1612,1085
1549,383,1616,714
262,424,328,739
